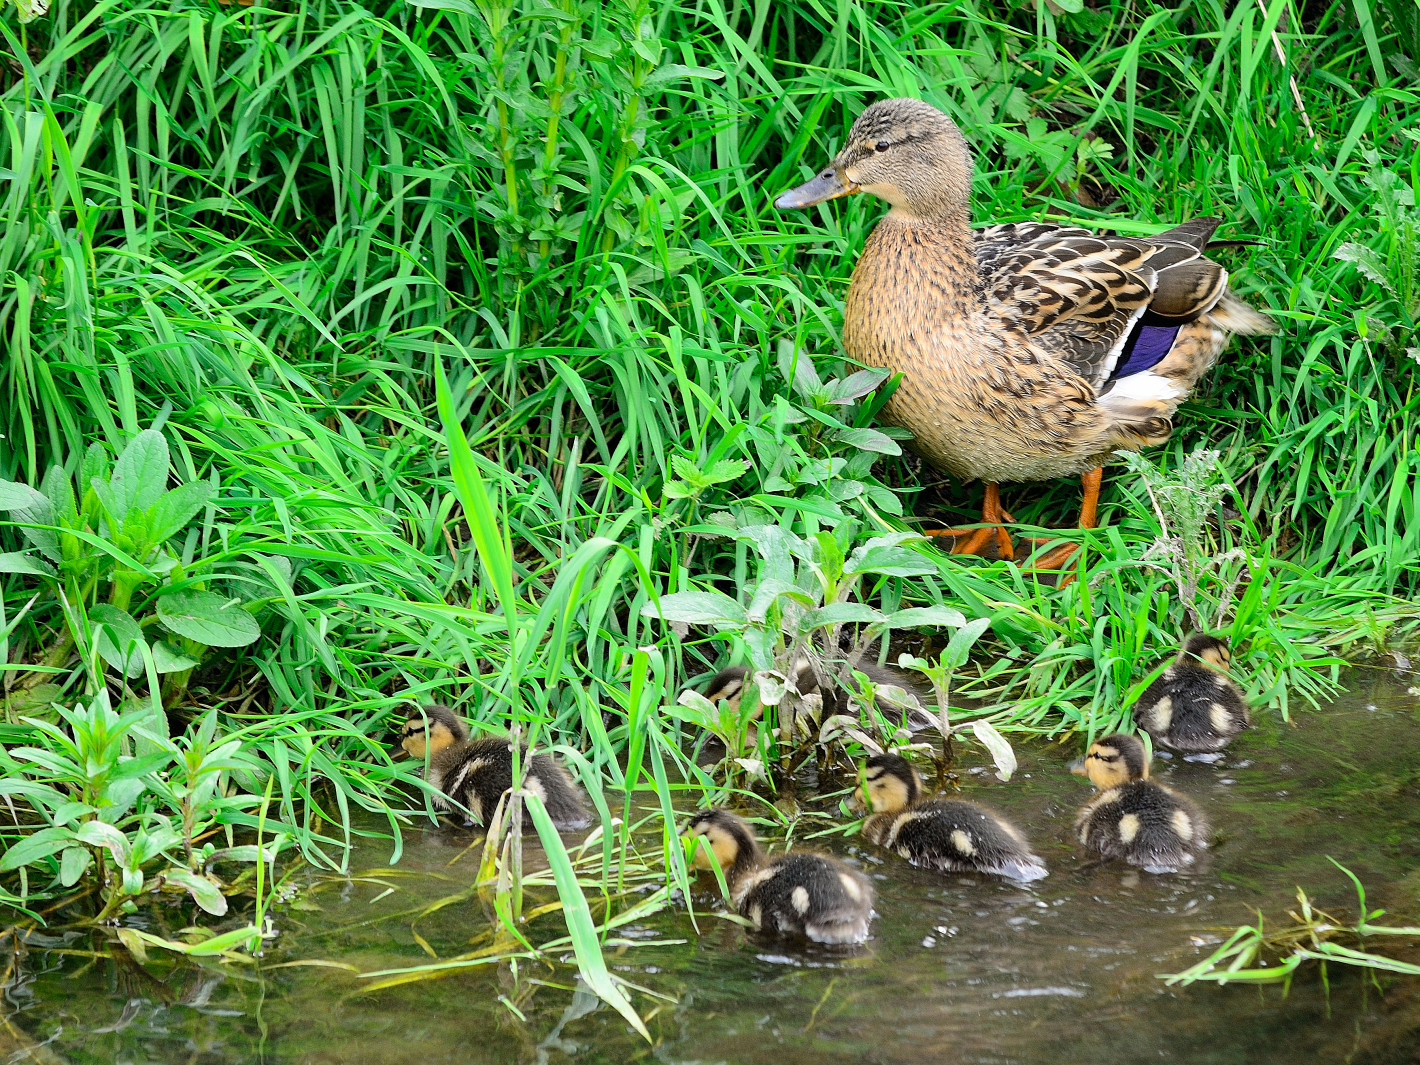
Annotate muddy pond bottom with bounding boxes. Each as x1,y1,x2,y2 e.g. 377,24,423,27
12,669,1420,1065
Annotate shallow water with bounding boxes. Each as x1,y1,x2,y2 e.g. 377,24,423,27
10,669,1420,1064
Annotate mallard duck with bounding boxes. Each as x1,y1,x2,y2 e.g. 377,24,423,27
685,809,874,944
775,98,1275,567
396,704,590,829
1071,733,1208,873
1133,633,1250,753
701,659,935,730
856,753,1047,880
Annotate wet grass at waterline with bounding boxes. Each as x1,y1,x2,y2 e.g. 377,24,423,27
0,0,1417,1034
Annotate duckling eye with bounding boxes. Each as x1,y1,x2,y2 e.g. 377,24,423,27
874,140,890,153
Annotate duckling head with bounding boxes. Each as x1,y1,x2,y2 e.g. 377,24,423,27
1179,633,1232,672
775,98,973,222
399,704,468,759
855,753,921,814
701,666,748,714
1072,733,1149,789
685,809,760,874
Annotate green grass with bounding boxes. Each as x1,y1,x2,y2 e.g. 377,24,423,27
0,0,1417,1029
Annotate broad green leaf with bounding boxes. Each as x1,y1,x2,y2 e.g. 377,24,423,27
152,640,200,674
147,480,213,543
59,846,92,887
0,480,46,511
0,826,76,870
89,604,146,678
801,603,885,631
703,458,748,484
844,545,936,577
74,819,130,859
164,869,229,916
834,427,902,455
640,590,746,625
943,617,992,668
0,552,56,578
109,429,170,516
157,591,261,647
40,465,77,525
884,606,969,629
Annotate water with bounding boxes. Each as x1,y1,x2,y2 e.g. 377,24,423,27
9,669,1420,1064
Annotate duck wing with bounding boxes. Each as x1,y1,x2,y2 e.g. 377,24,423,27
974,219,1229,392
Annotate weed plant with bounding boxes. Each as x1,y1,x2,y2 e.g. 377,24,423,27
0,0,1417,1029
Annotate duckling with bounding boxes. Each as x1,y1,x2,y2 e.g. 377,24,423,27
700,659,935,731
685,809,874,944
1071,733,1208,873
856,753,1048,881
1132,633,1249,753
397,705,590,829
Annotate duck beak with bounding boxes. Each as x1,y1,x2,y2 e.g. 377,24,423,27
1068,757,1087,776
774,167,858,210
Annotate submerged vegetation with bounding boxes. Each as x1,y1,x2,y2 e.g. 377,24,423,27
0,0,1417,1032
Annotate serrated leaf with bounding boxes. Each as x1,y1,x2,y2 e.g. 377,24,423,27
703,458,748,484
835,427,902,455
669,454,701,482
110,429,170,517
147,481,213,543
157,590,261,648
0,552,56,578
1334,242,1397,298
0,480,46,511
639,590,746,626
89,605,147,679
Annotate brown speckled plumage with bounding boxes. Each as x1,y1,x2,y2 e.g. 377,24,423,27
779,98,1275,486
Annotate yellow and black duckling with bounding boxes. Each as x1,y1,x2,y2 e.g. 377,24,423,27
685,809,874,945
856,753,1048,881
775,98,1274,568
701,660,935,731
1132,633,1249,754
397,704,590,829
1071,733,1208,873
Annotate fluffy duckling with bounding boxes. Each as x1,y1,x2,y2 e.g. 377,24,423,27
856,754,1047,881
701,660,935,730
1072,733,1208,873
685,809,874,944
397,705,590,829
1132,634,1249,753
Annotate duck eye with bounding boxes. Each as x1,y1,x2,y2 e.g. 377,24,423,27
874,140,890,153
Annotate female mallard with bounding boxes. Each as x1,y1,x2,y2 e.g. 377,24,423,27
775,98,1274,566
1132,633,1250,753
1071,733,1208,873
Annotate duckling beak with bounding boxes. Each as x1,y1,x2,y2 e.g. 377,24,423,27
774,167,858,210
1068,757,1087,776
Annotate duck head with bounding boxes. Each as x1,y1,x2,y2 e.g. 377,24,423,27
775,97,974,221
